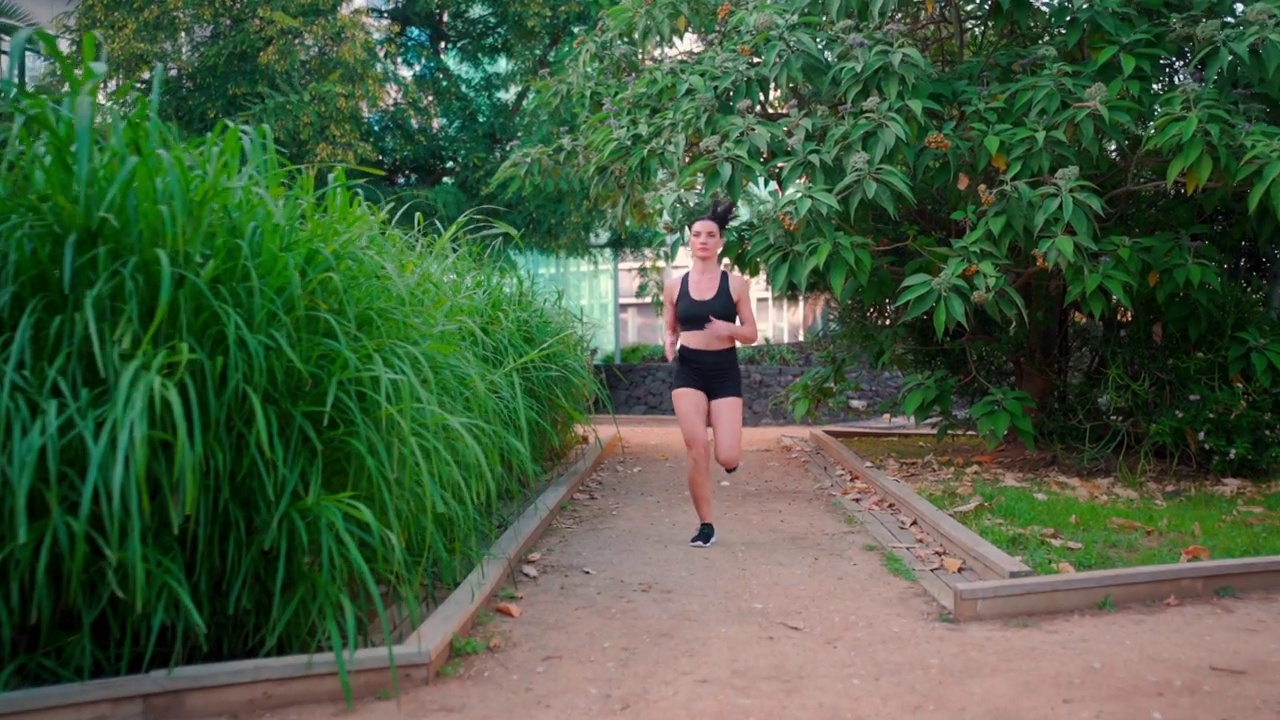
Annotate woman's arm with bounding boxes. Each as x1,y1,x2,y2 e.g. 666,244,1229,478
731,273,759,345
662,276,680,361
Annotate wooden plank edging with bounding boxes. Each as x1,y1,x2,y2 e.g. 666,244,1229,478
0,429,621,720
591,414,679,428
399,427,620,661
809,428,1280,623
952,556,1280,621
821,426,977,438
808,429,1034,580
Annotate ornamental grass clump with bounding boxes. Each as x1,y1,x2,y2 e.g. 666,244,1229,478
0,32,600,693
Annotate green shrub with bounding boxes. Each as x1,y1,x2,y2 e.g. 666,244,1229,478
0,32,599,693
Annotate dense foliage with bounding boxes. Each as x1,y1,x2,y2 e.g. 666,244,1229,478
0,32,600,691
67,0,385,166
501,0,1280,476
59,0,646,254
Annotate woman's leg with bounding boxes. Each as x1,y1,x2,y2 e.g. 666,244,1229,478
709,397,744,473
672,388,713,525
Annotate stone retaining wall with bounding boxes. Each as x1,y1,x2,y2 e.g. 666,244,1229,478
594,361,904,426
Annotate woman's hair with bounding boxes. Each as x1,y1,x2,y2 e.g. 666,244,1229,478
692,200,736,232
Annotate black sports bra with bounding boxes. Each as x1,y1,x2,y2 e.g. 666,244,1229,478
676,270,738,332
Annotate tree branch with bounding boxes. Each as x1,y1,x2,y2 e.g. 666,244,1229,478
508,33,566,120
1102,179,1226,204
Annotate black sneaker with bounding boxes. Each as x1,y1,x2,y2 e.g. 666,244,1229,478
689,522,716,548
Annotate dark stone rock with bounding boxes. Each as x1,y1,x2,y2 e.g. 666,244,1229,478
593,350,905,426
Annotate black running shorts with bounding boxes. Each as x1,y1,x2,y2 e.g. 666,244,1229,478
672,346,742,401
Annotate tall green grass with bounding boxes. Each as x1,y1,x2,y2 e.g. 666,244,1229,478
0,31,600,693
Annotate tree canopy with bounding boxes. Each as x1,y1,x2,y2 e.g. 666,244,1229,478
66,0,386,166
500,0,1280,475
61,0,628,253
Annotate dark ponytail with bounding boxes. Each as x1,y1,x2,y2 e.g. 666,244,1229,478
694,199,736,232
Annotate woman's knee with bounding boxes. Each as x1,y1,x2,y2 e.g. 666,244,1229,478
684,434,710,459
714,446,740,470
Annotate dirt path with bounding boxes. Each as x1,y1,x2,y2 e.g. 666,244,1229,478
262,426,1279,720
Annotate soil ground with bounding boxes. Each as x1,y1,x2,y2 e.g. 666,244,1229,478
255,426,1279,720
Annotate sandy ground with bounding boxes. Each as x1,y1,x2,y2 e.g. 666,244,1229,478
260,426,1280,720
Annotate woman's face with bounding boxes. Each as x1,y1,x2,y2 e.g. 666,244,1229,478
689,219,722,260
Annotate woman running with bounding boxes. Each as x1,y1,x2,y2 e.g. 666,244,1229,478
661,200,759,548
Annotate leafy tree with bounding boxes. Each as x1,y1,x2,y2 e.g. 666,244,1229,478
63,0,636,254
62,0,386,166
502,0,1280,475
367,0,650,253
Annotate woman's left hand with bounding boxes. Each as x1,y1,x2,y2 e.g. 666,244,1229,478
704,318,737,341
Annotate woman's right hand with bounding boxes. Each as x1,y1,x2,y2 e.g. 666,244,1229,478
664,333,677,362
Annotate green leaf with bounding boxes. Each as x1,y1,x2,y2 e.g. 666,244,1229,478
1248,162,1280,213
1054,235,1076,264
988,214,1007,238
944,291,968,328
1120,53,1136,77
902,387,929,417
901,288,938,320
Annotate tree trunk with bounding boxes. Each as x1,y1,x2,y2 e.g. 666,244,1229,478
1010,272,1065,443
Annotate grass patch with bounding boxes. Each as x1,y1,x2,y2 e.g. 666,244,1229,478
917,471,1280,575
881,550,918,582
842,437,1280,575
0,33,601,694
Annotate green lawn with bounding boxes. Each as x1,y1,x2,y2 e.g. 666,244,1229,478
843,436,1280,575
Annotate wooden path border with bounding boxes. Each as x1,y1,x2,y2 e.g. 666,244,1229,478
0,429,621,720
810,428,1034,580
810,427,1280,622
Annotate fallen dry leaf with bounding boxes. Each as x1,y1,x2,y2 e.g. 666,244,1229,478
1237,505,1267,514
1069,514,1081,525
957,172,971,191
494,602,522,618
1055,562,1077,573
1108,517,1154,534
948,498,984,514
780,620,806,631
1179,545,1211,563
520,564,539,579
488,636,504,651
525,552,543,563
941,556,965,574
1193,521,1202,536
896,514,917,530
1163,595,1180,607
